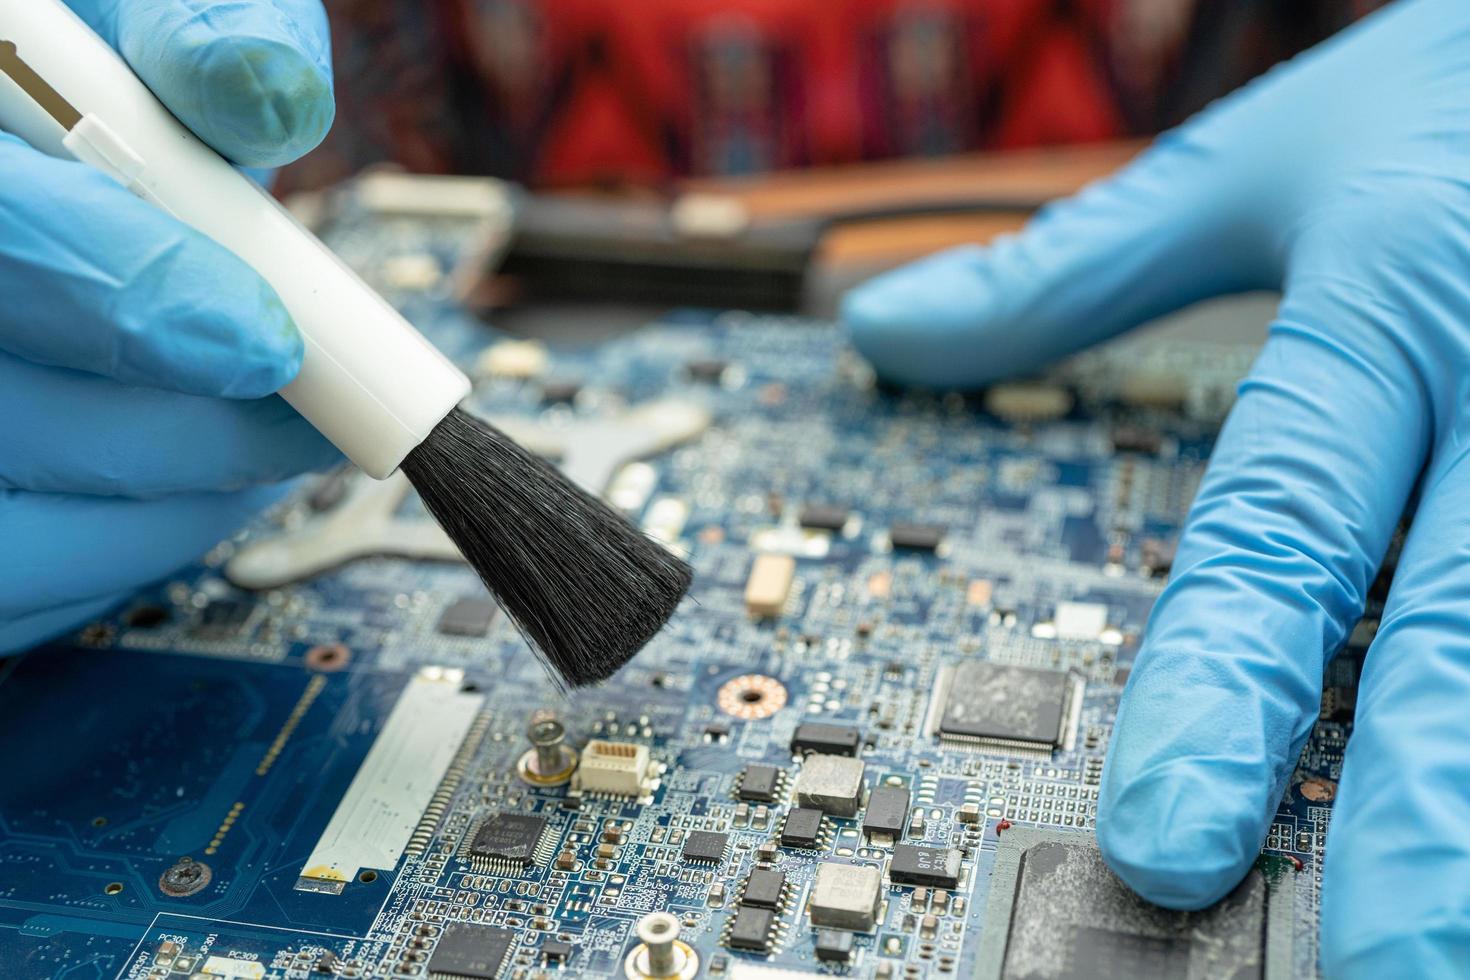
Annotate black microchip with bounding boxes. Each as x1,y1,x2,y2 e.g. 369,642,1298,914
890,843,962,889
469,813,547,865
1110,426,1162,454
862,785,910,839
437,596,498,637
683,830,729,863
888,522,945,550
193,599,252,634
737,763,781,802
541,940,572,962
690,357,732,379
741,867,785,909
983,833,1280,980
791,722,861,757
815,929,854,962
727,906,775,951
540,378,581,403
937,661,1073,748
123,604,169,629
780,807,824,848
686,357,729,382
798,503,850,531
427,923,516,979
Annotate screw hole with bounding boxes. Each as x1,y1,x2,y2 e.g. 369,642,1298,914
104,882,123,895
358,870,378,883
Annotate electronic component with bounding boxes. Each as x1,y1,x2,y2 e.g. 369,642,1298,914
540,379,581,404
1053,601,1108,641
737,763,783,803
436,595,498,637
862,785,910,841
889,844,962,889
727,906,776,952
719,675,788,720
518,710,578,786
683,830,729,864
628,912,698,978
780,807,824,849
983,382,1074,423
887,522,945,551
192,599,253,636
298,667,485,893
790,722,860,757
465,813,551,871
572,740,655,798
809,862,882,931
926,661,1083,753
795,754,865,817
974,828,1293,980
427,924,515,979
741,868,786,909
798,504,849,531
744,553,796,617
814,930,854,963
198,956,265,980
541,940,572,963
685,358,729,383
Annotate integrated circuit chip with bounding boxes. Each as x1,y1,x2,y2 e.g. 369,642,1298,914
428,923,515,979
727,906,776,951
436,595,498,637
815,929,854,962
466,813,550,870
798,503,850,531
795,754,866,817
974,828,1293,980
780,807,824,849
737,763,782,803
741,867,786,909
890,844,962,889
887,522,945,551
928,661,1082,753
745,553,796,618
810,862,882,931
790,722,861,757
683,830,729,864
862,784,910,841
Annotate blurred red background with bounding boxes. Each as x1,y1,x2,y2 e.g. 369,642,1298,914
280,0,1384,193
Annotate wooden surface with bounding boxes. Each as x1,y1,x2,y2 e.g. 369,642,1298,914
683,140,1143,269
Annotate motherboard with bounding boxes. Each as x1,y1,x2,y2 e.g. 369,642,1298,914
0,174,1353,980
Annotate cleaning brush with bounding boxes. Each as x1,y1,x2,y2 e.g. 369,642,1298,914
0,0,692,687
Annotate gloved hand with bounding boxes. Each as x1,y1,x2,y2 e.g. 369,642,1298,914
0,0,340,653
844,1,1470,974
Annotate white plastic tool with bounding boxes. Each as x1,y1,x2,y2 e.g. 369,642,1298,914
0,0,471,479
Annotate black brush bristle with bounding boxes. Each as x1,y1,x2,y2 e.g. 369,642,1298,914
402,407,693,688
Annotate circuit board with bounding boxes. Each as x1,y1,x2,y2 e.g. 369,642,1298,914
0,175,1352,980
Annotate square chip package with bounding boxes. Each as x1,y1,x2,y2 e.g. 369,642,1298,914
974,828,1295,980
683,830,729,864
427,923,516,980
926,661,1083,753
465,813,550,872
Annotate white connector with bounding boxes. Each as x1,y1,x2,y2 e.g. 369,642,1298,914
572,740,654,797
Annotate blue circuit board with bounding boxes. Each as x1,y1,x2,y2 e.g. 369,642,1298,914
0,177,1349,980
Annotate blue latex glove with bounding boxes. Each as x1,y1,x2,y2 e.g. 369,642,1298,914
0,0,340,653
845,1,1470,974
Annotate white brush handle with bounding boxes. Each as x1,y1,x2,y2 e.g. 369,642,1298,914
0,0,470,479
